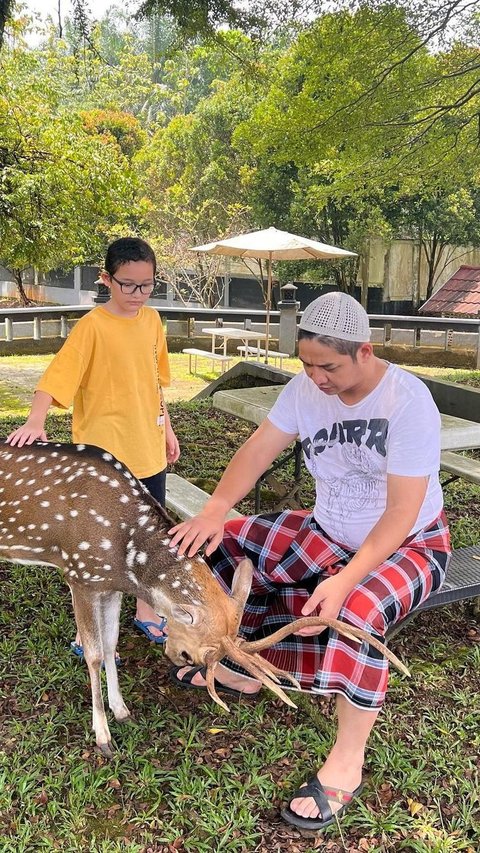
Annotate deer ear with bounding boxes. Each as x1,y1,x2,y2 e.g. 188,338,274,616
171,604,196,625
230,559,253,611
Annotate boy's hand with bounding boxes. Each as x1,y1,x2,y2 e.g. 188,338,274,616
166,426,180,464
7,423,48,447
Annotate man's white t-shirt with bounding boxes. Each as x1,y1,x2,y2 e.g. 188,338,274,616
268,364,443,551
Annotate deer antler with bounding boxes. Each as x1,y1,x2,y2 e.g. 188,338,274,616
203,614,410,713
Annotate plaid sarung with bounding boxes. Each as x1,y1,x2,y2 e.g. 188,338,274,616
208,510,451,710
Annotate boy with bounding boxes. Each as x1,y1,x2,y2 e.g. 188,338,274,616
8,236,179,651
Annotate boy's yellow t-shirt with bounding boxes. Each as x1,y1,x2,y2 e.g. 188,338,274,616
36,306,171,478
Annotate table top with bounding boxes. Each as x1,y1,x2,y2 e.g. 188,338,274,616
212,385,480,451
201,327,267,341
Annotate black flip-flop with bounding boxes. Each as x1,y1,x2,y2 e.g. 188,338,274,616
169,664,260,698
281,776,364,831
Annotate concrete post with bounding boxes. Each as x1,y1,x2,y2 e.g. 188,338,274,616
279,300,300,356
73,266,82,300
5,317,13,341
476,317,480,369
60,315,68,338
33,316,41,340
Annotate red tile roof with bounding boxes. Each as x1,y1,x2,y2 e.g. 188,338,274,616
419,266,480,316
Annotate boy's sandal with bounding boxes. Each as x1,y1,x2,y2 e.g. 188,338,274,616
169,664,261,698
70,641,122,668
133,617,168,645
281,777,364,831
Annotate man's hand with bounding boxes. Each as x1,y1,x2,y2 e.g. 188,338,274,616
295,574,353,635
7,422,48,447
168,511,225,557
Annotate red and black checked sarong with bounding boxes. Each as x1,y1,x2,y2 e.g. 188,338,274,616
208,510,451,710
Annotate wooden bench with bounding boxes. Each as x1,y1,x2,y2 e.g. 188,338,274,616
166,473,241,522
440,450,480,486
182,348,232,375
236,346,289,368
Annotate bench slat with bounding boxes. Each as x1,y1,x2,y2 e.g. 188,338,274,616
440,450,480,485
166,473,241,521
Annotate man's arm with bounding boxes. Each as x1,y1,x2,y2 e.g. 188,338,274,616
169,418,297,556
299,473,430,629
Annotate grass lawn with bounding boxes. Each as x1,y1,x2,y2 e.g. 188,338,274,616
0,358,479,852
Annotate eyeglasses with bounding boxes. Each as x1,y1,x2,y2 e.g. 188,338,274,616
109,274,156,295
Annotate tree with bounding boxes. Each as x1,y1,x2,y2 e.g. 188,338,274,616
0,48,134,304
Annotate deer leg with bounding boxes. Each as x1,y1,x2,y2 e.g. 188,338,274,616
100,591,130,724
70,585,113,756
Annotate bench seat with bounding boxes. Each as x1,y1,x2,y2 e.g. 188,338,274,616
440,450,480,486
182,348,232,374
236,346,289,368
166,473,241,522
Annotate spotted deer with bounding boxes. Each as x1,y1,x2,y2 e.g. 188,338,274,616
0,439,409,756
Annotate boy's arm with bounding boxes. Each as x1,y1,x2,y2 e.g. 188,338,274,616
7,390,53,447
163,401,180,464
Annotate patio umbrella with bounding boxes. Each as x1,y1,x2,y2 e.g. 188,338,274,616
191,226,357,360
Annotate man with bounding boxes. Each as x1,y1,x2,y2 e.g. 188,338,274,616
168,292,450,831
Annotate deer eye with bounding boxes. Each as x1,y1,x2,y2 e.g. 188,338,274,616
180,651,193,664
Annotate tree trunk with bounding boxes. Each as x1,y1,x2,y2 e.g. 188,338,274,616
13,268,33,306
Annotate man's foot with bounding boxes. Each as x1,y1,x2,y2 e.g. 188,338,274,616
283,751,364,829
170,663,261,696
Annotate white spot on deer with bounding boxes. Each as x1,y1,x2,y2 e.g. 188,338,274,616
55,514,64,521
172,580,180,588
147,525,155,532
109,479,119,488
120,522,127,530
100,539,112,550
126,549,136,568
83,572,91,579
40,501,50,508
36,456,46,463
76,444,86,451
18,525,25,532
99,475,109,483
59,495,66,501
14,479,24,486
161,538,171,546
192,599,201,606
3,453,12,460
69,570,78,578
132,489,140,497
70,510,78,518
123,471,132,480
138,515,149,527
114,462,122,470
102,519,111,527
62,550,69,560
103,564,111,570
182,589,190,596
63,466,72,473
158,573,166,581
119,494,129,504
102,452,113,461
185,562,192,572
139,503,150,512
34,489,43,496
127,571,139,585
43,469,52,476
90,575,105,582
33,547,45,553
78,562,85,569
26,479,35,485
8,516,15,522
136,551,147,565
175,554,185,562
79,541,90,550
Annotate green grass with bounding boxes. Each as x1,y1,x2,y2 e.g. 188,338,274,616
0,367,479,852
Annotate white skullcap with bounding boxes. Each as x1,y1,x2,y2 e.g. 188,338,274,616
299,291,371,342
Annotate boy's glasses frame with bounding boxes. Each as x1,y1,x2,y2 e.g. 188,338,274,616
109,274,156,295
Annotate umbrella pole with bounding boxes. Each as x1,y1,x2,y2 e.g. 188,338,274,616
264,253,271,363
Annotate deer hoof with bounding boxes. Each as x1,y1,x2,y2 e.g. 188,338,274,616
97,740,114,758
114,707,132,724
